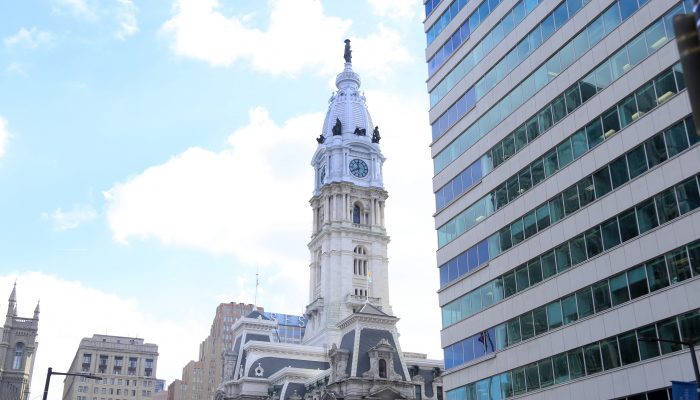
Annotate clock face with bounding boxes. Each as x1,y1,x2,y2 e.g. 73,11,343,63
349,159,369,178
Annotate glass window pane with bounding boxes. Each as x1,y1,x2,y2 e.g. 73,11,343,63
565,85,581,113
636,198,659,234
578,177,595,207
676,178,700,214
679,310,700,343
588,16,605,45
544,150,558,177
611,48,630,80
586,118,604,148
539,107,553,133
531,159,545,185
595,61,613,89
568,349,585,379
638,325,661,360
646,256,670,291
655,69,678,102
525,363,540,392
664,121,690,157
688,242,700,277
507,317,521,345
503,272,517,297
618,94,638,127
646,134,668,168
628,35,648,66
584,343,603,374
610,156,629,189
562,294,578,324
547,301,563,330
592,281,611,312
636,82,657,114
536,203,551,231
585,226,603,258
526,116,540,141
533,307,548,335
602,108,620,139
666,248,691,283
618,331,641,365
503,134,516,160
645,20,668,53
555,243,572,272
576,287,594,318
657,318,683,354
563,185,580,214
541,251,557,279
627,265,649,299
558,139,574,168
626,144,647,179
618,209,639,242
514,125,528,151
515,265,529,291
528,259,543,285
600,338,621,370
609,273,630,306
655,188,679,224
520,169,533,194
539,359,554,388
550,196,565,223
553,354,569,384
570,235,587,265
512,368,526,396
593,167,612,197
520,313,534,340
619,0,638,20
523,211,537,238
571,129,588,159
580,73,597,102
602,218,621,250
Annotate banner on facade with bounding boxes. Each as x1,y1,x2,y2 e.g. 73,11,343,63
672,381,698,400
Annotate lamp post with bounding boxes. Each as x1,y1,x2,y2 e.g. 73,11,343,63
638,337,700,387
42,367,102,400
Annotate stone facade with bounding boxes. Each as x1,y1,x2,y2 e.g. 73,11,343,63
0,284,39,400
62,335,158,400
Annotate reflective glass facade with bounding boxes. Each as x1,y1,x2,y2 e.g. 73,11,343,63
425,0,700,396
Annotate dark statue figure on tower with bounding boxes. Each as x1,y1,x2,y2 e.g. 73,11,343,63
372,126,381,143
353,127,366,136
332,118,342,135
344,39,352,63
316,134,325,144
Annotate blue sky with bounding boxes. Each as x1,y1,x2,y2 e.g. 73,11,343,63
0,1,440,398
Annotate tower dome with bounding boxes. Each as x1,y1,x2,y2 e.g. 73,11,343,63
311,40,384,194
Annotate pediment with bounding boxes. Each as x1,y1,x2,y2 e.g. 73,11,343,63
368,385,406,400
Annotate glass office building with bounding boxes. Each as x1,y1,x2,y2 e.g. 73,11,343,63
424,0,700,398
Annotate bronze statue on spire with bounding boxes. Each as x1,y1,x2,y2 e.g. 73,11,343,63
344,39,352,63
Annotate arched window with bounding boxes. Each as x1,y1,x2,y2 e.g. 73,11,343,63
13,342,23,369
353,246,368,276
353,204,361,224
378,359,387,378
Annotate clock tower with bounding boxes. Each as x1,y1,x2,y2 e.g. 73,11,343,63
303,41,392,347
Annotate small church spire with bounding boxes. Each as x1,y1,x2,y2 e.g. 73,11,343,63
33,300,40,319
7,281,17,317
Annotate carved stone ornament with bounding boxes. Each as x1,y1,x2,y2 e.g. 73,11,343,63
362,338,401,380
255,362,265,377
328,343,350,383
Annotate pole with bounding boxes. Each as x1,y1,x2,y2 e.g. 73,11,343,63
42,368,52,400
689,343,700,387
673,13,700,136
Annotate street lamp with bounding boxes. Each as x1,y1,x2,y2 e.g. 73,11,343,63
42,367,102,400
638,336,700,386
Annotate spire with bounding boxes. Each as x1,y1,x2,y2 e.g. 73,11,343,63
33,300,40,319
7,282,17,317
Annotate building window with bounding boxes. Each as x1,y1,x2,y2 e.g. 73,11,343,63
378,359,387,378
353,246,368,276
12,342,24,369
415,386,422,400
353,204,361,224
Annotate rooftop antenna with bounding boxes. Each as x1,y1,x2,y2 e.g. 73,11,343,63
254,267,259,307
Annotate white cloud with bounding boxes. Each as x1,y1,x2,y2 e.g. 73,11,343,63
104,108,320,269
4,27,55,49
53,0,98,20
42,204,98,231
6,62,29,77
115,0,138,40
366,0,419,20
0,117,9,158
0,272,206,400
160,0,411,77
